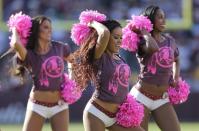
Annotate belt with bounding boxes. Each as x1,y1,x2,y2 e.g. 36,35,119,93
137,88,168,100
29,98,63,107
91,101,116,118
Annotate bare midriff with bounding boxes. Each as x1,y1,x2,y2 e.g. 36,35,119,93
29,90,61,103
135,80,169,96
93,98,120,114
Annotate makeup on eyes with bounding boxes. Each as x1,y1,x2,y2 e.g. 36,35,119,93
113,34,122,40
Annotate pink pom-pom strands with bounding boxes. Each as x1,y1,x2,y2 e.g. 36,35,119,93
71,10,106,46
128,15,153,32
121,27,140,52
121,15,153,52
79,10,106,25
60,73,82,104
7,12,32,47
167,78,190,105
71,24,91,46
116,94,144,128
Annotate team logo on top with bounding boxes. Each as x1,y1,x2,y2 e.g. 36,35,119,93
117,64,131,87
155,47,174,68
108,64,131,94
42,56,64,78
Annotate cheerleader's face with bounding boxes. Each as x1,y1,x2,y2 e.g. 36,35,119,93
154,9,166,32
39,20,52,42
107,27,122,53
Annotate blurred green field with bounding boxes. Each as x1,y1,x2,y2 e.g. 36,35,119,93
0,122,199,131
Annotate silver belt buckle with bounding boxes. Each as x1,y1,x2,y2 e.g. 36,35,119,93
58,100,64,106
162,92,168,99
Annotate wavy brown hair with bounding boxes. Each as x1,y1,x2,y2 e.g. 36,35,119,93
68,29,99,90
69,20,121,90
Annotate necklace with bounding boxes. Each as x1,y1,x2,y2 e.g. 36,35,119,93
36,43,52,55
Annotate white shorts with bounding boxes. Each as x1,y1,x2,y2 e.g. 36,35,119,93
130,87,169,111
26,99,69,119
84,102,116,127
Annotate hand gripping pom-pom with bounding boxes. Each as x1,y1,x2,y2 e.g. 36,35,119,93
167,78,190,104
121,15,153,52
7,12,32,47
71,10,106,46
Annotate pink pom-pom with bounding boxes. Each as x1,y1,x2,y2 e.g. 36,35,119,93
60,73,82,104
121,15,153,52
167,78,190,104
128,15,153,32
121,27,140,52
116,94,144,127
71,23,91,46
7,12,32,47
71,10,106,46
79,10,106,25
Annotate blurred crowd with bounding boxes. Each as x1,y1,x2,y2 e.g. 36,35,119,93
2,0,184,20
0,0,199,92
0,0,199,123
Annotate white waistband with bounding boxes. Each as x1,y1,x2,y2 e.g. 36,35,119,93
130,87,169,111
84,102,116,127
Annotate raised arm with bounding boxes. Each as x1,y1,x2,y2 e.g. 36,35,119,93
140,29,159,54
10,28,27,61
89,21,110,59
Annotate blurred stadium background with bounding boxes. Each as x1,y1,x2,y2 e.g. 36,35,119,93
0,0,199,130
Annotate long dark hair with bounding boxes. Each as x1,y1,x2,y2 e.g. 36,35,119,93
69,20,121,90
141,5,160,25
1,16,51,81
26,15,51,50
16,15,51,77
